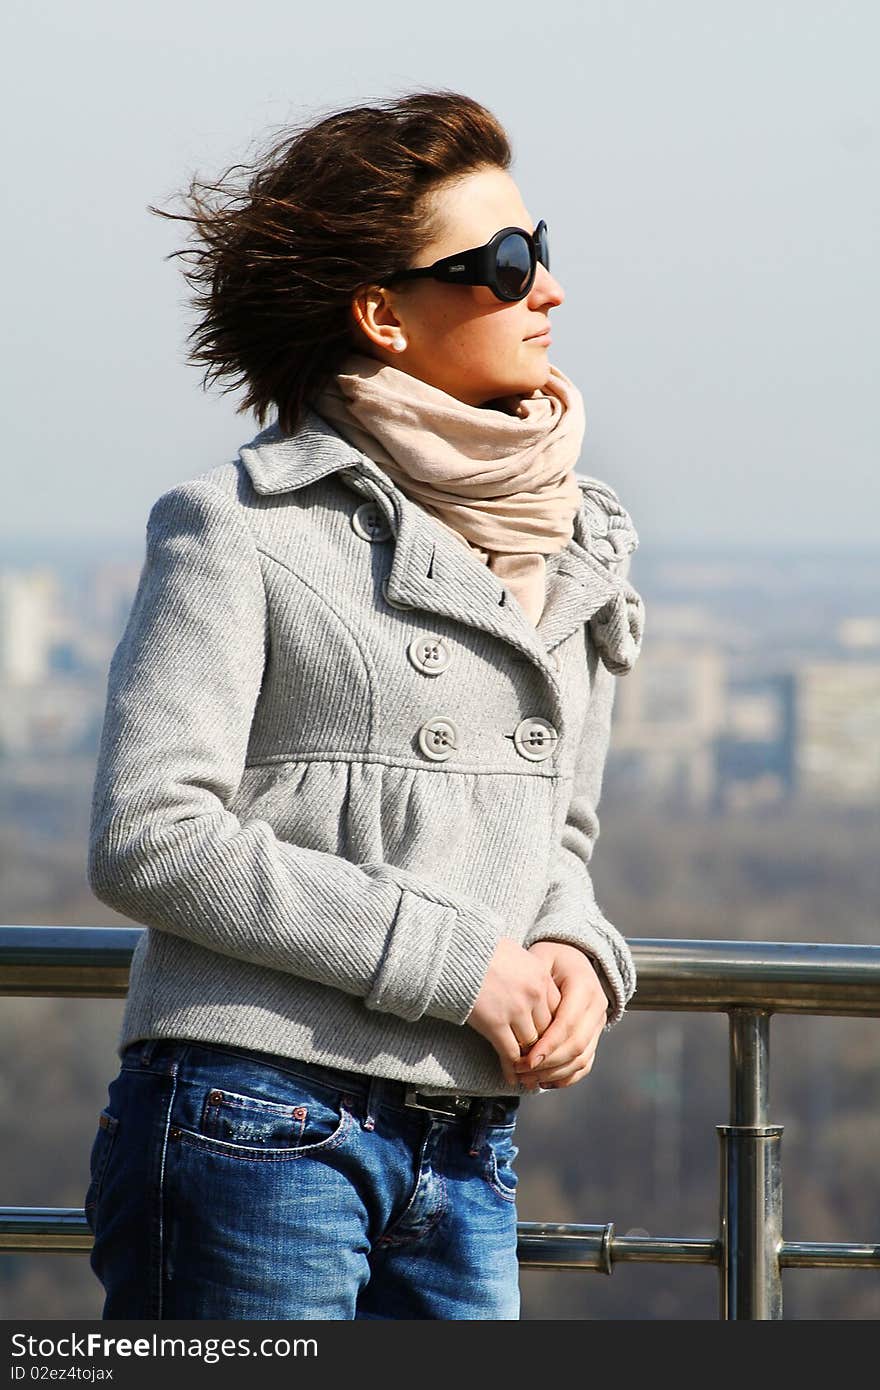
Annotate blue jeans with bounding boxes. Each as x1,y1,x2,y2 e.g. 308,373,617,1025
84,1038,522,1319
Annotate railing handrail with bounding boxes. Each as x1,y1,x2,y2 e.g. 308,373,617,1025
2,924,878,1317
2,925,880,1016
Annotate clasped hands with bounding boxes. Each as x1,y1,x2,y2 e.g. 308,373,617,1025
467,937,610,1092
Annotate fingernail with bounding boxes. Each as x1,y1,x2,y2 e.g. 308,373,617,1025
534,1055,545,1067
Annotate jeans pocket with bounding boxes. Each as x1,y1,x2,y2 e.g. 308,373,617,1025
84,1109,120,1231
173,1075,356,1161
482,1123,520,1202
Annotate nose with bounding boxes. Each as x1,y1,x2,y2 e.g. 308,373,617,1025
531,262,564,308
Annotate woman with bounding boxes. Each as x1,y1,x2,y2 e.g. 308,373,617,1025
83,89,645,1320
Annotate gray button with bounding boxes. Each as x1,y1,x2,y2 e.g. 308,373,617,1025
408,635,451,676
351,502,392,543
382,575,416,611
513,716,559,762
418,717,458,762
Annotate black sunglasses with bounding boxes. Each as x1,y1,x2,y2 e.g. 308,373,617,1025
383,219,550,303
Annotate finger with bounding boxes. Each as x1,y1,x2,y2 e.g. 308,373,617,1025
519,1020,602,1077
516,1010,552,1053
541,1058,594,1089
506,1023,563,1092
499,1026,534,1088
539,1064,591,1090
512,1014,543,1056
513,973,563,1054
516,991,595,1071
512,996,557,1054
530,1025,602,1077
523,1040,585,1077
536,1039,600,1086
520,981,605,1062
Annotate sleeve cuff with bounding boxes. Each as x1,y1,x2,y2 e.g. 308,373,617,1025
364,890,500,1025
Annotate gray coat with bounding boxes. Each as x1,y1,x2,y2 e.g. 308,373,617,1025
87,407,646,1095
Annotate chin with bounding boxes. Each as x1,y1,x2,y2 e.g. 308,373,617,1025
510,361,552,395
471,355,552,408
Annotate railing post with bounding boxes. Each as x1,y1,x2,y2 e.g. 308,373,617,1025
717,1008,784,1318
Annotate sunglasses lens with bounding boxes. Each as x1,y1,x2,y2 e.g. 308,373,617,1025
495,232,533,299
536,222,550,271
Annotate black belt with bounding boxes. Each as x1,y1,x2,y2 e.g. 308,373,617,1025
402,1085,518,1123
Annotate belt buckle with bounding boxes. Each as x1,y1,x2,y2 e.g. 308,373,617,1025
403,1086,473,1119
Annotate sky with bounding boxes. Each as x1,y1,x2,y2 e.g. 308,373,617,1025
2,0,878,554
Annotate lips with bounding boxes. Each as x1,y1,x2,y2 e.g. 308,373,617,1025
525,326,551,340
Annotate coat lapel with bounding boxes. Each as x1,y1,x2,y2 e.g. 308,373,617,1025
536,492,645,674
239,410,644,678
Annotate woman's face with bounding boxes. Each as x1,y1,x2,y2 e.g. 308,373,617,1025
350,166,565,407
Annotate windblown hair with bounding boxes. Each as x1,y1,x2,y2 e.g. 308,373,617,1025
150,89,513,435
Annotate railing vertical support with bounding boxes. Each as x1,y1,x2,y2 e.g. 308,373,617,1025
717,1008,784,1318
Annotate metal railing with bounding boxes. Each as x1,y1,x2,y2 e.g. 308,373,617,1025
1,926,879,1318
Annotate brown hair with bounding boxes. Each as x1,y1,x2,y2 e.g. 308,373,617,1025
150,89,512,436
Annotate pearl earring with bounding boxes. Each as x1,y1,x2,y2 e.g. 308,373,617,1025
393,336,407,352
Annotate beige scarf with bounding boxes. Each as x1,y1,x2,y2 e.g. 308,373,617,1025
313,351,586,625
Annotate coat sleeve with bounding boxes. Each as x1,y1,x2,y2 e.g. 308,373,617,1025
521,647,636,1029
87,480,502,1028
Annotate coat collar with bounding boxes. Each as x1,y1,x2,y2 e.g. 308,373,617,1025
239,409,644,680
239,409,363,493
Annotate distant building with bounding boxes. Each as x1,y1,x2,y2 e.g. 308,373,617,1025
0,570,56,684
714,673,796,812
608,630,798,813
610,640,726,811
794,661,880,805
837,617,880,652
